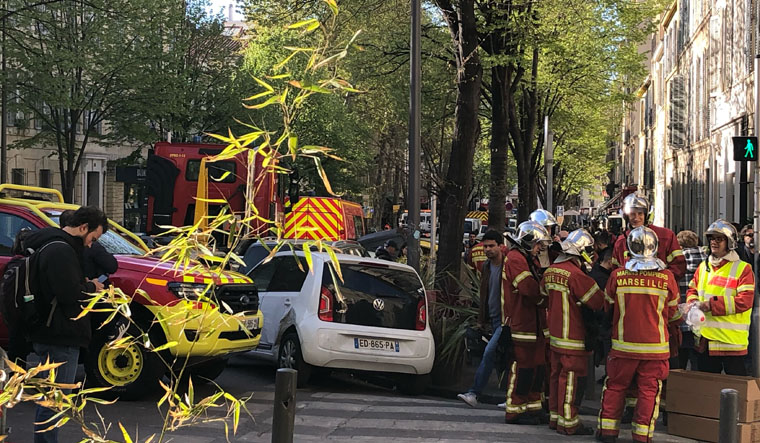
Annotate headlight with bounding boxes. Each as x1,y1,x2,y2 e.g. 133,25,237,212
167,282,212,300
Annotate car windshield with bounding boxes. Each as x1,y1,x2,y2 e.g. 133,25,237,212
46,213,145,255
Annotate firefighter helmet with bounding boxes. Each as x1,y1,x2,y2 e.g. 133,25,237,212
704,219,738,250
512,221,551,250
560,229,595,263
625,226,666,271
529,209,558,228
622,193,650,222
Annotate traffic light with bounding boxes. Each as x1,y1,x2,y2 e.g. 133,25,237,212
733,136,759,161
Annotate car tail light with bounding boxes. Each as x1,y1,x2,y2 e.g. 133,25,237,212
319,286,334,322
415,298,426,330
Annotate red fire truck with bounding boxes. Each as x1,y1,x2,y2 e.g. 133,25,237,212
146,142,364,240
146,142,278,235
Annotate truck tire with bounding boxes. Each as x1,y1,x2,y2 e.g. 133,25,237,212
84,323,164,400
278,333,312,387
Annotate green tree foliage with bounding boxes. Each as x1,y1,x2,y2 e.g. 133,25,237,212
116,0,250,144
3,0,246,202
482,0,661,221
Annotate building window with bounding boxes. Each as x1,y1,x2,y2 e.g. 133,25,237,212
39,169,52,188
11,168,25,185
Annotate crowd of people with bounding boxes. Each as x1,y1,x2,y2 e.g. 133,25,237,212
459,193,755,443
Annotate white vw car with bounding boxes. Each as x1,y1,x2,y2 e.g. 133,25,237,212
245,251,435,394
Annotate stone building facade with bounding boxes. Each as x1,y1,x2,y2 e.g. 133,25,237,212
615,0,756,235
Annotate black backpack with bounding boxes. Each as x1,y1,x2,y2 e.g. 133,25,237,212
0,241,66,338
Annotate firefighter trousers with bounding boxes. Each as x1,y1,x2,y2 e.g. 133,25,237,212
505,341,546,421
598,357,668,443
548,351,587,434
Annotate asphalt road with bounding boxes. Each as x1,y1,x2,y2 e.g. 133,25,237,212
4,353,696,442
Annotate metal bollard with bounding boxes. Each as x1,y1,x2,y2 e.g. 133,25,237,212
718,388,738,443
272,368,297,443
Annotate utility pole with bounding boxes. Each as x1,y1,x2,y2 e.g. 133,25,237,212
544,116,554,214
407,0,421,271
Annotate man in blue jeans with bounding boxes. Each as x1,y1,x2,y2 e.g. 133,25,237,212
23,206,108,443
458,230,507,408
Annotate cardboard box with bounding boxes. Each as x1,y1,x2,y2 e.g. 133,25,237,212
667,369,760,422
668,412,760,443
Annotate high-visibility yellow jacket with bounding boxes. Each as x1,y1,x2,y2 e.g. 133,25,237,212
605,268,681,360
686,258,755,356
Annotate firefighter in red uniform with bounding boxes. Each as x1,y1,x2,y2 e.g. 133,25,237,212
597,227,681,443
542,229,604,435
503,220,552,425
610,193,685,419
530,209,561,265
611,193,686,281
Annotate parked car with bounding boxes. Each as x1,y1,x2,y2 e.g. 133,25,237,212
236,238,368,274
245,251,434,394
358,229,408,257
0,184,264,399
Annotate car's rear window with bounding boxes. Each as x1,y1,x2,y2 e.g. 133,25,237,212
325,263,423,299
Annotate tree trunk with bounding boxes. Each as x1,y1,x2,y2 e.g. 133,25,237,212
488,65,508,231
434,0,482,293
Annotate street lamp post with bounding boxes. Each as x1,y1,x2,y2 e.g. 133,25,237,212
407,0,421,271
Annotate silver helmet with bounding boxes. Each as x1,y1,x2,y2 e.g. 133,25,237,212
529,209,558,228
625,226,666,271
622,193,650,221
512,220,552,250
561,229,594,263
705,219,738,250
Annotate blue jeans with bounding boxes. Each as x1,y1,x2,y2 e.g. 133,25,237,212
468,324,502,396
33,343,80,443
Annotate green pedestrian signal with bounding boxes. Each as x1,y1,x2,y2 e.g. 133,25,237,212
733,136,759,161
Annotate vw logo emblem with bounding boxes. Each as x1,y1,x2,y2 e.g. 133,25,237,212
239,295,250,305
372,299,385,311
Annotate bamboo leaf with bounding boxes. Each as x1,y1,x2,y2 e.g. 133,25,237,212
313,157,338,196
119,422,133,443
287,18,318,30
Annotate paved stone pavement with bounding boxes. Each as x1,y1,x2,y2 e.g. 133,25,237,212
3,353,698,442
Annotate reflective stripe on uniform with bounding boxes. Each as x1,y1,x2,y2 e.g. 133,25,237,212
616,286,668,298
580,284,600,304
703,321,750,331
505,361,523,414
611,339,669,354
708,341,747,351
512,332,538,342
667,249,684,263
513,271,532,287
564,371,575,426
550,336,586,350
649,380,663,438
599,418,620,431
632,422,650,437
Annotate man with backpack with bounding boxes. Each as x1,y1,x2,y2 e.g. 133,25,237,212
23,206,108,443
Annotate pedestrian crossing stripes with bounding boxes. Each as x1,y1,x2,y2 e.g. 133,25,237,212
240,389,696,442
